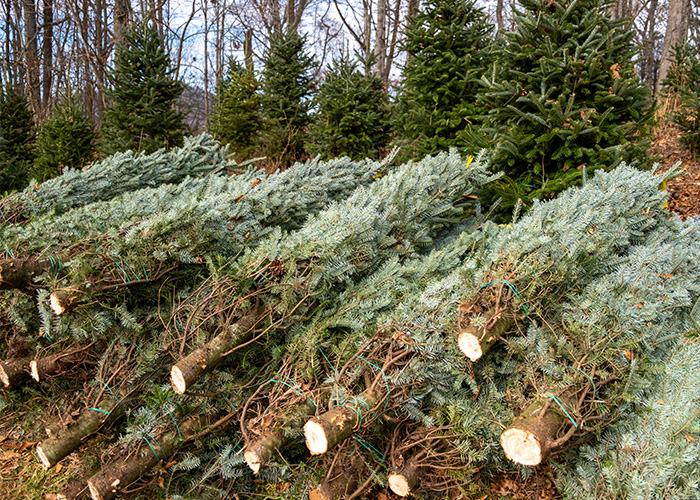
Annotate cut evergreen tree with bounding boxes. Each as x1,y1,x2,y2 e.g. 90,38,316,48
0,85,35,193
478,0,654,208
260,29,316,168
0,134,226,228
398,0,494,158
99,19,185,156
30,91,95,182
209,58,261,160
308,52,390,160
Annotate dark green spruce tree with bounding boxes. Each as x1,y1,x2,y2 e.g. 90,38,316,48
398,0,494,158
0,85,35,193
209,58,260,160
309,52,390,160
261,29,316,168
663,44,700,155
478,0,654,208
100,20,185,156
31,91,95,182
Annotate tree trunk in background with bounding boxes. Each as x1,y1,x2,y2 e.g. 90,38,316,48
41,0,53,113
608,0,632,20
23,0,41,115
375,0,387,81
244,28,254,73
659,0,691,91
114,0,132,50
496,0,504,30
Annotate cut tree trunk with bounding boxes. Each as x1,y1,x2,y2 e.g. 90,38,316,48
171,309,259,394
244,403,315,473
458,308,515,361
0,256,64,290
304,388,379,455
0,357,30,387
37,400,115,469
388,457,421,497
86,416,203,500
56,479,88,500
309,474,358,500
31,345,95,382
500,397,568,466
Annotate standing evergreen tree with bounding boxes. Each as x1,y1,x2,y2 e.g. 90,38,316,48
309,53,390,160
0,85,35,193
100,20,185,156
398,0,494,158
260,29,316,168
209,58,261,161
30,91,95,182
478,0,654,208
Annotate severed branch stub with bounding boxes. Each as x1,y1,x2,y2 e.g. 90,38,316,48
500,397,568,466
244,403,315,473
388,457,421,497
458,307,516,362
0,357,31,387
304,388,379,455
171,309,259,394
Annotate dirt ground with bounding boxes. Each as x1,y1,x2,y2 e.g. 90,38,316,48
649,122,700,219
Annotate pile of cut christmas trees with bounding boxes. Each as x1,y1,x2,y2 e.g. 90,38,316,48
0,134,698,500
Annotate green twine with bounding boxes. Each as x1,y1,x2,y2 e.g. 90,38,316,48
318,347,339,378
268,378,316,409
354,354,390,412
142,432,167,463
0,207,6,223
575,367,605,419
87,407,112,416
48,254,62,274
345,403,364,426
98,379,120,404
545,395,577,428
352,435,385,464
4,247,14,258
479,279,530,315
166,409,182,439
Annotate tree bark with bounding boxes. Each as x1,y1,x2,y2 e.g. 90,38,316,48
244,403,315,473
458,308,515,361
374,0,387,82
86,416,203,500
23,0,40,114
37,399,115,468
309,474,358,500
0,357,30,387
171,309,259,394
387,457,420,497
56,479,88,500
304,388,379,455
500,398,568,466
113,0,132,51
658,0,691,91
0,255,65,290
30,344,96,382
41,0,52,112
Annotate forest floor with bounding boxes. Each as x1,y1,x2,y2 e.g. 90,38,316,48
0,123,698,500
650,121,700,219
